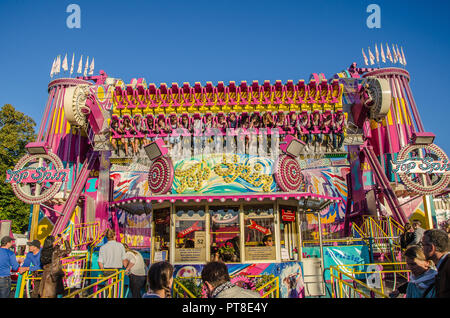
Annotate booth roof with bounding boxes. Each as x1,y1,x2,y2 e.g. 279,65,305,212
111,192,340,213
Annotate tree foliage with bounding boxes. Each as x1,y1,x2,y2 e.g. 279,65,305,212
0,104,36,233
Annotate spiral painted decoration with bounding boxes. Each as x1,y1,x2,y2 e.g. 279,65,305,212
148,157,174,194
274,155,303,192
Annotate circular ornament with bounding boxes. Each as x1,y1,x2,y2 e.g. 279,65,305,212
11,152,65,204
396,143,450,195
148,156,174,194
274,155,303,192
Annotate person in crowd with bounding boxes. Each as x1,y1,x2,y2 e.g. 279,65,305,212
262,235,274,247
411,220,425,246
422,229,450,298
98,229,127,277
262,112,274,129
321,112,333,151
400,223,415,249
39,235,71,298
332,111,346,151
274,112,287,136
228,113,238,130
110,116,122,155
201,261,260,298
180,113,189,129
309,111,322,151
250,113,261,130
133,114,149,150
145,115,155,141
0,236,20,298
168,114,181,146
121,116,135,156
297,112,311,147
155,116,171,135
390,245,436,298
216,113,228,147
143,261,174,298
19,239,42,298
445,222,450,239
123,243,147,298
289,112,298,136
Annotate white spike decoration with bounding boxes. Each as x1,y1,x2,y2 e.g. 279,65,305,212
62,53,68,71
401,47,407,66
70,53,75,75
386,43,393,63
88,57,95,75
84,56,89,77
50,57,56,78
77,55,83,74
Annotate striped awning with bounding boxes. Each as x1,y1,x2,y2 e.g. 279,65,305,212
111,192,341,213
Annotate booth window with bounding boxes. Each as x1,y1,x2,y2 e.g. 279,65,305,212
153,208,170,262
174,207,206,263
279,205,299,261
243,204,276,261
209,206,240,262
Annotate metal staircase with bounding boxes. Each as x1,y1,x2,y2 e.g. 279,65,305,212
52,151,97,235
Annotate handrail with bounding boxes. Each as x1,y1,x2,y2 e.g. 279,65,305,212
173,278,197,298
173,274,280,298
16,253,90,298
64,270,125,298
330,262,410,298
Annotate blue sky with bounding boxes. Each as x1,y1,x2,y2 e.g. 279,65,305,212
0,0,449,153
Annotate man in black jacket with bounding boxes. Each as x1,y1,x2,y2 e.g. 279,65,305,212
422,229,450,298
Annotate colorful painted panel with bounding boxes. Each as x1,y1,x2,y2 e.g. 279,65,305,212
301,158,350,224
172,153,276,194
111,168,151,201
302,245,370,280
174,261,304,298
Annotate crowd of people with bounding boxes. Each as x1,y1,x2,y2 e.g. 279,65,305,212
0,234,71,298
110,110,347,156
1,224,448,298
391,226,450,298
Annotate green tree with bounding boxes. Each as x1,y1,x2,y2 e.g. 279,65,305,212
0,104,36,233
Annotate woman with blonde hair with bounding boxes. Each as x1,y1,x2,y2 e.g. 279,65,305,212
123,243,147,298
143,261,174,298
404,245,436,298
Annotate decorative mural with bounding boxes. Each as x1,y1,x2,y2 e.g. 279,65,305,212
173,153,275,194
301,158,350,225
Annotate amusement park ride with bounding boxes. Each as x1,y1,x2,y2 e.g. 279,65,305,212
5,59,450,298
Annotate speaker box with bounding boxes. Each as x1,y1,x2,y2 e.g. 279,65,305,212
144,138,168,161
280,134,306,158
